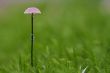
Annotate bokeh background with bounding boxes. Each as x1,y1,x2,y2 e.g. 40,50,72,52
0,0,110,73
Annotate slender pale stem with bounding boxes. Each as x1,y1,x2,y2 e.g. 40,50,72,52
31,13,34,67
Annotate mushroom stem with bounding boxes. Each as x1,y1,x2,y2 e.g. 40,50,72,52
31,13,34,67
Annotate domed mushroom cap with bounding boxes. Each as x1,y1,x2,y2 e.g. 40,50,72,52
24,7,41,14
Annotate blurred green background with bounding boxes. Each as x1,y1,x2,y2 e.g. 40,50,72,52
0,0,110,73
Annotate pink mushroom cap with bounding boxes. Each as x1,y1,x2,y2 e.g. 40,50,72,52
24,7,41,14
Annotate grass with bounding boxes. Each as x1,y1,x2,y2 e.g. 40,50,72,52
0,0,110,73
